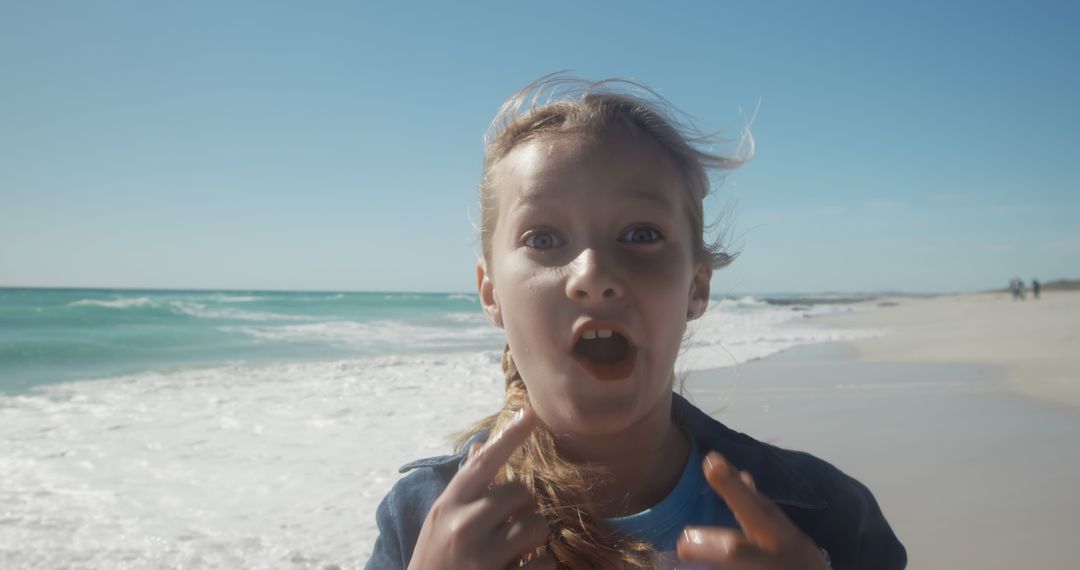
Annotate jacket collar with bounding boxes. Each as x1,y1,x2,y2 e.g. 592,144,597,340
670,392,827,510
398,443,473,473
400,392,827,511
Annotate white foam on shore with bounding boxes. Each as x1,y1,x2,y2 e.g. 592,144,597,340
0,353,507,569
1,297,880,568
680,301,881,371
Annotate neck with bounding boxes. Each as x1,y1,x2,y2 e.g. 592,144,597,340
553,393,690,518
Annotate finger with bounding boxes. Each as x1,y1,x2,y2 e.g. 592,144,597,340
491,511,550,567
678,527,773,569
451,406,539,500
677,526,737,562
702,452,784,545
468,480,537,525
740,470,757,492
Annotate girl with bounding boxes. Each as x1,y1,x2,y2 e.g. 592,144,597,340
366,76,905,569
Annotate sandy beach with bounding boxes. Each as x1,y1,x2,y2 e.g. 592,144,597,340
821,291,1080,410
681,291,1080,569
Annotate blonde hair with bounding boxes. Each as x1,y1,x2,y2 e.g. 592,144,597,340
478,73,748,271
461,74,747,568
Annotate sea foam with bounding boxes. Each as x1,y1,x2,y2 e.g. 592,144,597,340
0,352,507,569
1,292,880,568
169,301,318,322
221,318,503,351
69,297,155,309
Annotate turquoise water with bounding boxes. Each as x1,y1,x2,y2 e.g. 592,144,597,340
0,287,874,395
0,288,493,393
0,287,875,567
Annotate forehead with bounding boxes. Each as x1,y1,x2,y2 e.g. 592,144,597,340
490,129,688,212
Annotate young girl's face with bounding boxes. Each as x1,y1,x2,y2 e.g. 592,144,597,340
479,127,712,437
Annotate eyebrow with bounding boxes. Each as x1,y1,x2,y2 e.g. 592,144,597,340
512,188,678,214
624,189,678,213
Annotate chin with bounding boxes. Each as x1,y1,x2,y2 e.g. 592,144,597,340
542,390,647,437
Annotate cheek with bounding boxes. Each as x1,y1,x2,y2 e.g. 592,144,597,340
496,265,564,357
635,254,694,305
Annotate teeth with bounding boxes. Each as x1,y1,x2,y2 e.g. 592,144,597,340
579,329,616,341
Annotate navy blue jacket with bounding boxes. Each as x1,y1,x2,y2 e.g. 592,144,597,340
365,393,906,569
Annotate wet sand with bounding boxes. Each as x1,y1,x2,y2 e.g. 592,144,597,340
680,301,1080,568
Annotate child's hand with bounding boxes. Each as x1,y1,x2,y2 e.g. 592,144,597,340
408,407,553,570
677,452,830,570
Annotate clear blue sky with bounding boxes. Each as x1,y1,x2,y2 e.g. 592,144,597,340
2,1,1077,294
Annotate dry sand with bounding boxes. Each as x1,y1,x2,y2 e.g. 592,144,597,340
679,291,1080,569
821,290,1080,409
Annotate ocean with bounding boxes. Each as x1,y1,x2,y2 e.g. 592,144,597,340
0,288,877,569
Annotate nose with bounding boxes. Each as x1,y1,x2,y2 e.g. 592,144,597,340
565,248,623,303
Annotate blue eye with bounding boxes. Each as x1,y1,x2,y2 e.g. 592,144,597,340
523,230,563,250
621,226,662,244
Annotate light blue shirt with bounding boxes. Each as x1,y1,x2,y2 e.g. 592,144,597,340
605,438,740,568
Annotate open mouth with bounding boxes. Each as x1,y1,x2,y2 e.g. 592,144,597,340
572,329,637,381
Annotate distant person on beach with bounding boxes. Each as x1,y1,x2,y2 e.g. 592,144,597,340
1032,279,1041,299
366,75,906,569
1010,277,1026,300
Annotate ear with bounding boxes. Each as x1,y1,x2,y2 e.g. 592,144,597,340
687,263,712,321
476,259,503,327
